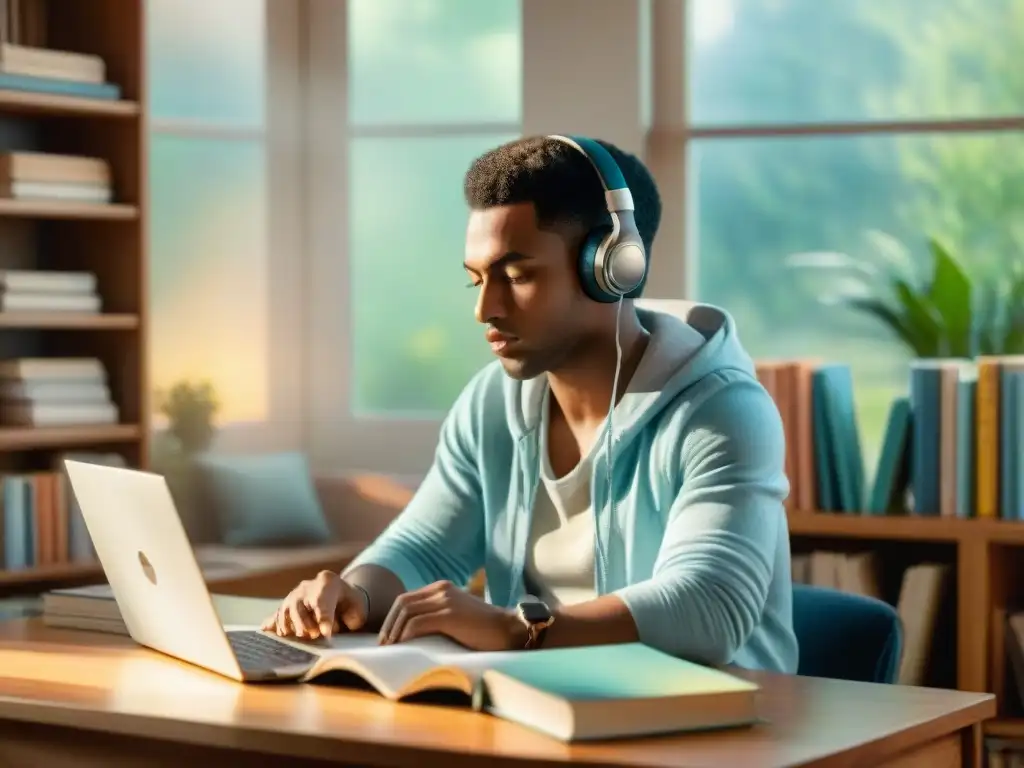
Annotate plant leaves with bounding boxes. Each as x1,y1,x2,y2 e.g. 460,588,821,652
893,277,944,357
972,261,1010,355
1000,265,1024,353
844,297,923,350
926,237,973,357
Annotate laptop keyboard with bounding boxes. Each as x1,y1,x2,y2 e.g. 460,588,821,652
226,630,318,671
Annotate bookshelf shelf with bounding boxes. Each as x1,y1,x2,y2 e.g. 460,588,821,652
0,424,141,451
789,511,1024,545
0,199,138,220
0,313,139,330
788,512,966,542
985,718,1024,738
0,89,139,118
0,561,101,590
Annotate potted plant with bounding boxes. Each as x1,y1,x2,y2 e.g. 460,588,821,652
150,379,220,519
786,234,1024,358
159,379,219,455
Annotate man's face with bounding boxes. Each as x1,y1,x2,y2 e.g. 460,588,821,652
464,203,597,379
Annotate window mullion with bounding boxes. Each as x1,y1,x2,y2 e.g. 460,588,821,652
645,0,689,299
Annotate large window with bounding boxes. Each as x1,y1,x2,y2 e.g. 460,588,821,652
310,0,1021,476
685,0,1024,469
147,0,269,428
347,0,522,416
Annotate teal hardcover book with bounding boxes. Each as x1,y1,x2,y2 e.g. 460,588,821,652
812,364,865,512
867,397,912,515
473,643,759,742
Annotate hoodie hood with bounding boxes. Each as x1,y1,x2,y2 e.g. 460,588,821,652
506,301,756,446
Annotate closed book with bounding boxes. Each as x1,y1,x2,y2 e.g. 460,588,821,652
0,290,101,313
975,357,1003,518
812,364,864,512
867,397,911,515
473,643,759,742
909,360,972,515
0,71,120,100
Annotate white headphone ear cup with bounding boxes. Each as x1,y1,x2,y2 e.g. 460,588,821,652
604,240,647,297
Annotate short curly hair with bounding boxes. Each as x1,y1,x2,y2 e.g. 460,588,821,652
463,135,661,291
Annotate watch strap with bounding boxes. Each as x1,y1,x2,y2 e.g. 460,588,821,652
529,620,551,649
518,600,554,650
350,583,371,620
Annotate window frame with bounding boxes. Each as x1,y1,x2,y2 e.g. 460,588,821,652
305,0,652,475
304,0,528,475
650,0,1024,298
147,0,307,455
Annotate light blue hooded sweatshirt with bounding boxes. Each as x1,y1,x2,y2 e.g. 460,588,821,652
346,302,799,673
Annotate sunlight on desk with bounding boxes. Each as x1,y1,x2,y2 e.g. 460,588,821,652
112,657,243,723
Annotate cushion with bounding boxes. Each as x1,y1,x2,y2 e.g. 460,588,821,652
196,452,333,548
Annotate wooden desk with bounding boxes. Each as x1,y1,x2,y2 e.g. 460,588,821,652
0,619,995,768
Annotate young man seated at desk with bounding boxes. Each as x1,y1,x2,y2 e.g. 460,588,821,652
263,135,799,673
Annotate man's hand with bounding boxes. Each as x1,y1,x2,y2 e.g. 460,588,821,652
260,570,369,640
379,580,526,652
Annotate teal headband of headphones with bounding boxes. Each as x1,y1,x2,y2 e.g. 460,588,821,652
547,135,648,303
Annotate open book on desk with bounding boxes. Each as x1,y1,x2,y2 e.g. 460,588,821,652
276,632,520,699
268,633,760,742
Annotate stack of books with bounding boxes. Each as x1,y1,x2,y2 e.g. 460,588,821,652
0,357,117,427
0,8,121,101
0,151,113,204
42,584,283,637
0,269,101,313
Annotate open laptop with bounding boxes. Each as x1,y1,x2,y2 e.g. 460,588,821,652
62,459,329,682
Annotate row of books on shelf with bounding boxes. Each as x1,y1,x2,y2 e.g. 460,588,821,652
889,357,1024,521
910,356,1024,522
760,356,1024,520
757,360,883,514
0,150,114,205
0,356,118,427
791,550,948,687
0,451,121,570
0,268,101,313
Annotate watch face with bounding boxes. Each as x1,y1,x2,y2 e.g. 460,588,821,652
519,601,551,624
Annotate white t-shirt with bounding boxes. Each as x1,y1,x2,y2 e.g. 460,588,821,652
523,396,600,607
523,319,707,607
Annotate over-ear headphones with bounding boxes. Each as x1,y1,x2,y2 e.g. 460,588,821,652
547,135,648,303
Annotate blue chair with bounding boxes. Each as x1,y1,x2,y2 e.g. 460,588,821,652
792,583,903,684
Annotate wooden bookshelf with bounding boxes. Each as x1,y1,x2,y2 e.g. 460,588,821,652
0,1,148,597
788,510,1024,731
